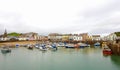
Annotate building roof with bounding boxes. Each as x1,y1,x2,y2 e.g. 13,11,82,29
48,33,59,36
92,35,100,37
0,35,3,38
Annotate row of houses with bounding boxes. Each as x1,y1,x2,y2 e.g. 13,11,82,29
102,32,120,41
0,32,47,41
1,29,119,42
0,31,102,41
48,33,101,41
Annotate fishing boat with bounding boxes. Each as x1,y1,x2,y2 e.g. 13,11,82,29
51,44,58,50
65,44,75,48
27,45,33,50
1,46,11,53
78,43,89,48
74,44,79,48
46,44,52,48
57,43,65,47
39,44,48,51
103,46,112,55
35,44,40,49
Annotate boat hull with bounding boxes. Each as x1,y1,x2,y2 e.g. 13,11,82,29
103,50,112,55
65,46,75,48
1,49,11,53
39,47,48,51
79,46,85,48
28,47,33,50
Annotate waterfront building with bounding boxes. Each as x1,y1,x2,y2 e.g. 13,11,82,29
79,33,89,41
91,35,101,41
40,36,48,41
48,33,59,41
88,36,92,41
69,34,73,40
18,32,40,41
72,34,82,41
62,34,69,41
105,32,120,41
0,29,9,41
0,35,4,41
56,34,62,41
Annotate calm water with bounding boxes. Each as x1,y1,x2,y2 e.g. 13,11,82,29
0,47,120,70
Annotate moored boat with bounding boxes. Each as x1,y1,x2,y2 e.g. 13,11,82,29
94,42,100,48
1,46,11,53
39,44,48,51
103,46,112,55
15,44,19,48
51,44,58,50
28,45,34,50
65,44,75,48
35,44,40,49
57,43,65,47
78,43,89,48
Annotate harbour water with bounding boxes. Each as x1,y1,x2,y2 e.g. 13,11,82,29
0,47,120,70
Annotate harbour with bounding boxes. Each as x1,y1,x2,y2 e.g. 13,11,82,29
0,0,120,70
0,47,120,70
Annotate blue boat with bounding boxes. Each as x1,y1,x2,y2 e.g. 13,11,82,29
51,44,58,50
94,42,100,46
15,44,19,48
94,42,100,48
78,43,89,48
39,44,48,51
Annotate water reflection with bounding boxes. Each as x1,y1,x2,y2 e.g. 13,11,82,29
0,47,120,70
110,55,120,65
41,50,47,53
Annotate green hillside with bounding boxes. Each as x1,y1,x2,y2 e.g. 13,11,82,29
115,32,120,36
8,32,21,37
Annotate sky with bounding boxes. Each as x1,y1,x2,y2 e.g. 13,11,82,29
0,0,120,36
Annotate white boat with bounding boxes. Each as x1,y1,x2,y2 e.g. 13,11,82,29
65,44,75,48
27,45,33,50
35,44,40,49
57,43,65,47
39,47,48,51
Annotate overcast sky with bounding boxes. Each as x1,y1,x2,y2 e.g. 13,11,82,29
0,0,120,35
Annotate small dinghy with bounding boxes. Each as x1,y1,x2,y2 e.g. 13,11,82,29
1,46,11,53
27,45,33,50
35,44,40,49
39,44,48,51
15,44,19,48
103,46,112,55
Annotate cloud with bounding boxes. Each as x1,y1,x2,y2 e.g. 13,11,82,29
0,0,120,35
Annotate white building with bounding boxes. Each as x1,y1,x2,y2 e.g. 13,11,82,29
92,35,101,41
72,34,82,41
105,32,119,41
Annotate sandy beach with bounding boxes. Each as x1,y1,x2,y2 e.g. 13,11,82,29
0,41,39,47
